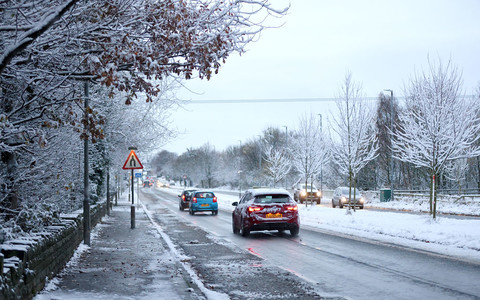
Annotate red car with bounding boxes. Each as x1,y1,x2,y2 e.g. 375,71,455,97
232,188,300,237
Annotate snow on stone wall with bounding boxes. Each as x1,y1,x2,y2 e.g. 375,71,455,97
0,202,107,300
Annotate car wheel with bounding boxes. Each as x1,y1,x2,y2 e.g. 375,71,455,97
339,201,343,209
317,199,321,205
179,204,184,211
189,208,194,215
360,205,364,209
232,218,239,234
240,219,250,237
332,200,336,208
212,210,218,215
290,227,299,236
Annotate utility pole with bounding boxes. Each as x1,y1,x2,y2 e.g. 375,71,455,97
384,89,394,201
282,126,288,190
318,114,323,201
257,136,262,170
238,140,242,197
257,135,262,185
83,81,91,246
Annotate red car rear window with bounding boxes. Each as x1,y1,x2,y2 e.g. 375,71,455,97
254,194,290,204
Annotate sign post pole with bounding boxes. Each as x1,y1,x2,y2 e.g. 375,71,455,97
131,169,135,228
122,147,143,229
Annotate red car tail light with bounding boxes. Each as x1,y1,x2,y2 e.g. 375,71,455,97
182,195,185,200
192,197,197,203
286,205,298,211
213,196,217,202
248,206,262,213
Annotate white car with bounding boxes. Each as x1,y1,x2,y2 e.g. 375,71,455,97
331,186,364,209
293,183,321,204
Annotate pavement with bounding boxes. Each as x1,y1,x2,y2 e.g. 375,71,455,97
34,193,206,300
34,190,332,300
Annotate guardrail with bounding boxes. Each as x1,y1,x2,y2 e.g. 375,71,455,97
393,192,480,205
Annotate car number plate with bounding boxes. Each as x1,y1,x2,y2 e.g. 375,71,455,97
201,204,210,207
266,213,282,218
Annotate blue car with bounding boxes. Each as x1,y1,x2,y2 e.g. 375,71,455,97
189,191,218,215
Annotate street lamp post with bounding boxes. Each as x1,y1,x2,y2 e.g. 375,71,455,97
318,114,323,201
238,140,242,196
257,135,262,185
282,126,288,190
384,89,394,202
238,170,243,197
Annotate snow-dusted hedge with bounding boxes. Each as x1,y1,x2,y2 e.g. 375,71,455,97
0,202,107,300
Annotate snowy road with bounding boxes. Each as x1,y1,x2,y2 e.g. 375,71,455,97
144,188,480,300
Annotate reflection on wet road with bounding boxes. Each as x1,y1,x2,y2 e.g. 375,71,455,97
145,188,480,300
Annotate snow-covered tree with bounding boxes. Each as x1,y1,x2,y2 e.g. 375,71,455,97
263,144,291,187
329,72,378,210
290,113,328,192
216,146,241,188
1,1,288,90
185,143,218,188
392,59,480,219
1,0,287,157
445,158,468,194
0,0,287,238
239,138,264,186
375,92,400,188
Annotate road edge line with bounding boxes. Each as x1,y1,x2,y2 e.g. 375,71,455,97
138,198,230,300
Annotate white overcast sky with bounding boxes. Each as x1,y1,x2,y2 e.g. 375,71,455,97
161,0,480,154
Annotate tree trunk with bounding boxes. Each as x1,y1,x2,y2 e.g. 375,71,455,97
1,151,19,216
429,171,435,214
458,177,462,195
353,175,357,212
433,172,438,220
304,177,308,207
348,169,353,212
476,157,480,192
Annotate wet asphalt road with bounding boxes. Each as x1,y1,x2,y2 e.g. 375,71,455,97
141,189,333,300
144,188,480,300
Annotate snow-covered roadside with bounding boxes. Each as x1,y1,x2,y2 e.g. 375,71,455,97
34,216,108,298
369,194,480,216
162,186,480,263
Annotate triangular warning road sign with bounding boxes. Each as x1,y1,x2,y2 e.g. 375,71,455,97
122,150,144,170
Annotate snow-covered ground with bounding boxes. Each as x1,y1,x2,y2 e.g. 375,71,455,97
370,193,480,216
164,186,480,263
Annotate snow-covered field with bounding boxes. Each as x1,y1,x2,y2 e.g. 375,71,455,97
164,186,480,263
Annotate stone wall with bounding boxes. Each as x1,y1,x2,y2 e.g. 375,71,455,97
0,202,107,300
